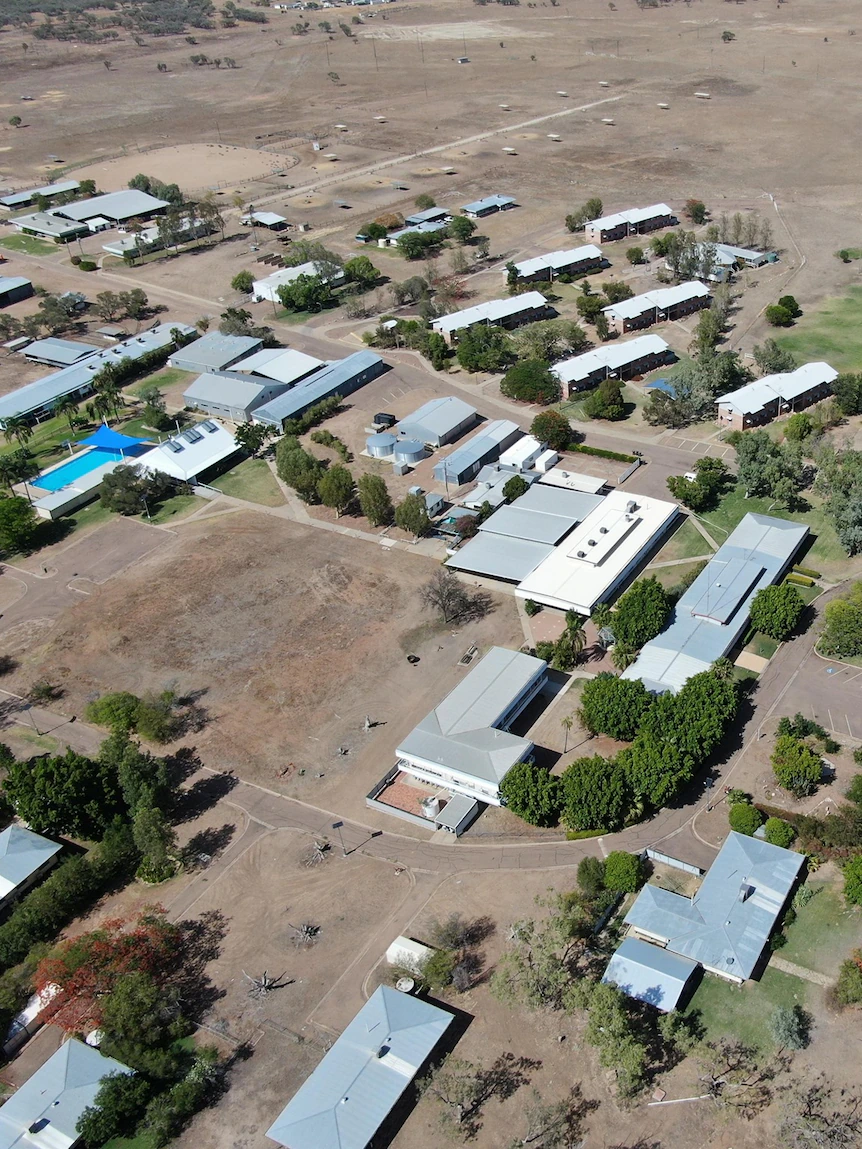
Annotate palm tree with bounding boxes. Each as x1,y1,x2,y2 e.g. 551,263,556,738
711,656,735,680
54,395,80,432
90,392,115,424
3,417,32,448
560,713,574,754
570,626,587,662
591,602,612,629
611,641,636,672
95,380,122,422
0,454,18,491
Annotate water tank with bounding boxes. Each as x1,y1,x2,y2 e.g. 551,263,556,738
421,796,442,818
366,432,396,458
394,439,426,465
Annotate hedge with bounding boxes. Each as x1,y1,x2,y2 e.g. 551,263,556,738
792,565,821,580
565,827,606,840
786,573,815,587
570,443,637,463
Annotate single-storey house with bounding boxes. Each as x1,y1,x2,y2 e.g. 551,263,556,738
265,986,454,1149
0,1039,132,1149
462,194,517,219
384,219,449,246
22,338,97,368
584,203,676,244
669,242,778,284
404,207,451,227
241,211,288,230
252,260,346,303
395,396,478,447
623,832,805,984
395,646,548,805
432,420,523,487
252,350,386,430
621,512,808,695
133,420,240,484
552,333,674,397
432,292,551,345
12,212,89,243
50,189,169,225
602,936,698,1012
715,361,837,431
508,244,604,283
169,332,264,375
0,180,80,210
0,826,62,911
183,372,291,422
602,282,710,335
0,276,34,307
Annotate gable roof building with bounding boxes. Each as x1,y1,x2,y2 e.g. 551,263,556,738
621,512,808,694
134,420,239,483
252,351,386,430
432,420,523,487
12,212,90,242
0,180,81,210
0,276,34,307
183,372,290,423
0,826,62,904
396,647,548,805
508,244,604,283
716,362,837,431
22,338,97,367
51,189,169,224
461,194,517,218
230,347,324,387
552,334,673,396
602,936,698,1011
265,986,453,1149
252,261,346,303
624,833,805,982
0,1039,132,1149
432,292,549,343
602,282,711,334
168,332,263,374
583,203,676,244
395,396,478,447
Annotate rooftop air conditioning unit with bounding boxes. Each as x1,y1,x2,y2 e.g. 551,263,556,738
626,500,637,512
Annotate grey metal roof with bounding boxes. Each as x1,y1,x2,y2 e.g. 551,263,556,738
716,362,837,416
396,647,546,785
171,332,263,372
0,180,80,208
513,482,604,521
0,826,61,899
432,420,521,485
404,207,450,225
0,1038,131,1149
476,485,603,545
253,351,384,427
12,212,87,238
435,793,479,829
54,189,168,222
184,371,271,409
625,832,805,980
622,513,808,694
23,338,96,367
396,396,477,443
602,936,698,1011
462,194,516,214
0,276,32,295
446,533,553,581
0,323,196,424
265,986,453,1149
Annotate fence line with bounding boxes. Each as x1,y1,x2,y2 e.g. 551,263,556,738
645,848,704,877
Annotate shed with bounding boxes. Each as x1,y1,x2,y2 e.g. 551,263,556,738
434,793,480,835
385,935,435,972
169,332,263,374
22,338,96,367
0,276,34,308
0,826,62,907
395,396,477,447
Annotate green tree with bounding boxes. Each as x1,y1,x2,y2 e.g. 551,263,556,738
577,856,606,899
843,856,862,906
564,197,602,232
749,583,805,641
86,691,140,733
500,360,561,404
357,473,393,526
100,730,171,814
784,412,813,443
455,325,513,373
396,230,442,260
834,952,862,1005
395,492,430,537
531,410,573,452
317,464,354,517
581,980,648,1098
343,255,379,289
275,438,325,503
230,270,254,294
753,338,796,376
684,198,708,224
503,474,529,502
99,970,188,1076
361,221,388,242
499,760,560,826
735,430,803,503
55,392,81,429
4,748,124,839
0,497,38,555
77,1071,155,1145
3,417,33,448
610,641,636,671
613,577,670,649
277,273,332,313
603,851,643,893
133,805,177,882
764,817,796,848
778,294,801,318
626,246,645,265
772,734,822,797
602,280,635,305
414,193,436,209
729,801,763,836
832,373,862,417
578,673,652,741
560,755,630,832
765,303,794,327
583,378,625,420
448,216,476,244
8,116,22,129
233,422,272,457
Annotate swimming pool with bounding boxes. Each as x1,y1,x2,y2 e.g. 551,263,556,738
33,447,143,492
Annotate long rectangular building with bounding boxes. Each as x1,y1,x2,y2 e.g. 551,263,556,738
0,179,80,209
552,334,673,396
395,396,477,447
508,244,604,283
396,646,548,805
621,512,808,694
602,282,710,335
252,350,386,429
432,419,522,486
716,361,837,431
432,291,550,344
584,203,676,244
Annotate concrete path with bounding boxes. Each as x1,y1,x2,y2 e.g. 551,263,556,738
769,955,832,987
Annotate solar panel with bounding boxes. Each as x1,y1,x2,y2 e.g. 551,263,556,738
200,420,218,433
183,428,204,443
165,441,184,453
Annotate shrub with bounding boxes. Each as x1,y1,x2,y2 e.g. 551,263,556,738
749,583,805,641
729,802,763,836
834,952,862,1006
793,565,821,579
764,817,796,848
847,772,862,801
570,443,636,463
772,734,822,797
843,855,862,906
523,598,541,617
765,303,793,327
786,573,814,587
78,260,97,272
421,948,456,990
577,856,606,899
603,850,644,893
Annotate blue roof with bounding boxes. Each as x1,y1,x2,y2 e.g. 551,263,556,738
265,986,453,1149
602,936,698,1011
80,425,151,449
625,832,805,980
0,826,61,899
645,378,677,397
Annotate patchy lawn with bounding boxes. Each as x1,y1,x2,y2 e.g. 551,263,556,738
782,874,862,978
776,287,862,373
0,234,57,256
126,366,194,396
650,516,713,563
650,559,707,593
211,458,284,506
684,965,808,1050
143,493,203,524
745,633,780,660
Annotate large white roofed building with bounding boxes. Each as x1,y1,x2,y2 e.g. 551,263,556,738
602,282,710,334
508,244,604,283
134,420,240,483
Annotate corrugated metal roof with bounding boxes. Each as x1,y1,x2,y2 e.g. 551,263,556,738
0,826,61,901
587,202,674,230
622,513,808,693
184,371,270,408
447,533,553,578
433,292,547,335
603,282,709,322
404,207,450,225
625,833,805,980
233,347,324,386
23,337,96,366
513,245,602,278
265,987,453,1149
716,362,837,416
0,180,80,208
0,1039,131,1149
602,936,698,1011
553,334,670,385
55,189,168,222
397,647,546,785
396,396,477,442
433,421,522,485
253,351,384,426
171,332,262,372
476,486,603,544
462,194,516,214
0,276,32,294
12,212,87,238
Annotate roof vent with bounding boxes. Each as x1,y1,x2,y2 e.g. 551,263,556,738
626,500,637,512
588,539,597,546
599,526,609,534
577,551,586,558
738,882,753,902
376,1044,390,1059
